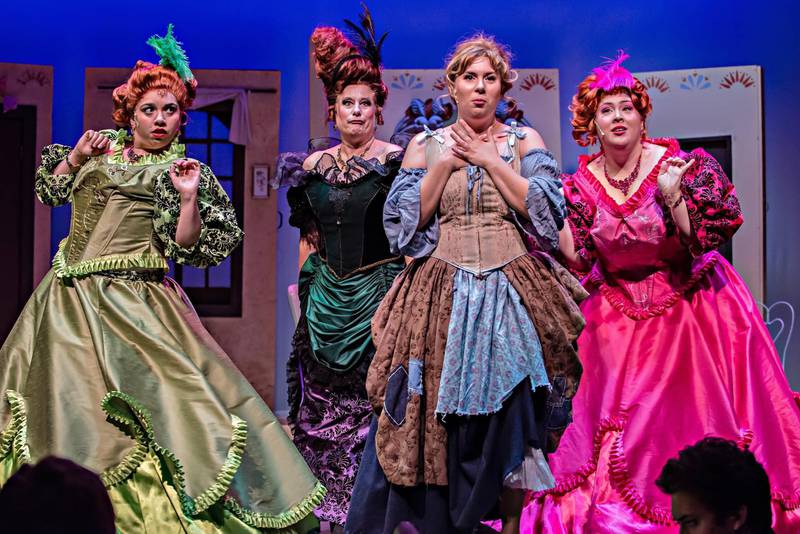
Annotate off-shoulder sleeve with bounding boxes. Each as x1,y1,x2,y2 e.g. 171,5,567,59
274,151,309,189
383,167,438,257
153,163,243,267
678,148,743,256
35,144,77,206
515,148,567,252
562,172,597,266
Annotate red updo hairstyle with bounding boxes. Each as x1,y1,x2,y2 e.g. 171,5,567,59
311,27,358,87
311,27,388,125
111,60,198,128
570,74,652,147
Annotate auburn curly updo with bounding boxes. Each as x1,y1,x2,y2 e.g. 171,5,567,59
311,27,358,87
111,60,197,127
570,74,652,147
311,27,387,125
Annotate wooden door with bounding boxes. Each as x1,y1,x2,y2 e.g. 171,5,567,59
0,105,36,342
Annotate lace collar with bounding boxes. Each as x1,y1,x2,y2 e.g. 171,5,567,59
309,150,403,186
106,129,186,166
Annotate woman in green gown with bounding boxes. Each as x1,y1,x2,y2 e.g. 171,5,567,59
0,26,324,533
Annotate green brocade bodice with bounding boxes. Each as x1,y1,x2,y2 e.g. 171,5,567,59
36,130,243,279
54,156,173,279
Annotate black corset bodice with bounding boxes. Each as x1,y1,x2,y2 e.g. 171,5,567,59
287,151,403,277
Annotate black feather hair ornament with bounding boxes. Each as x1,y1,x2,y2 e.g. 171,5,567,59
342,3,387,69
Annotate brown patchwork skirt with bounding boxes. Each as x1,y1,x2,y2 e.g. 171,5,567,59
366,252,587,487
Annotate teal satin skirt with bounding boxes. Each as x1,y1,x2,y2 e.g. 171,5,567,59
300,254,404,372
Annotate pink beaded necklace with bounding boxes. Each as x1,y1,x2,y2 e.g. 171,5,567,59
603,148,642,196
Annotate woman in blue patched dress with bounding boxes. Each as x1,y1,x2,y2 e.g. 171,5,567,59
345,34,586,534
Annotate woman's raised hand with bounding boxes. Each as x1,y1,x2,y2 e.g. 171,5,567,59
73,130,111,159
657,157,695,204
169,159,201,199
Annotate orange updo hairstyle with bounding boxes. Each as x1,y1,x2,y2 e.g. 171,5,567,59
111,60,198,128
312,27,388,125
445,33,517,96
570,74,652,147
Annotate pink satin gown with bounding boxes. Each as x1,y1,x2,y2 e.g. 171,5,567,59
520,138,800,533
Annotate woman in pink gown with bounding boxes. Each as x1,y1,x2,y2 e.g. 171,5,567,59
521,53,800,532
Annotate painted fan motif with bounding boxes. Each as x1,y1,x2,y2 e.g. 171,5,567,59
643,76,669,93
391,73,424,90
680,72,711,90
520,73,556,92
720,70,755,89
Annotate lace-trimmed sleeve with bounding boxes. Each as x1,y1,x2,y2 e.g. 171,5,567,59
275,151,322,250
287,184,322,251
153,163,243,267
274,151,309,189
35,144,77,207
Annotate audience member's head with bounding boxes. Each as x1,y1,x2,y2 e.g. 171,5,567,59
0,456,115,533
656,437,773,534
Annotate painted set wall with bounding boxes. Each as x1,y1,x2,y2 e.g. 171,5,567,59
3,0,799,413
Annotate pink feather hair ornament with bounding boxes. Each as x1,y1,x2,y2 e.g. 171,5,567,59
589,50,636,91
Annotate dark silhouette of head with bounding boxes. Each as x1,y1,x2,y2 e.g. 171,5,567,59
656,437,773,534
0,456,115,533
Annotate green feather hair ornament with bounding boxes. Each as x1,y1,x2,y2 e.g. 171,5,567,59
146,24,194,82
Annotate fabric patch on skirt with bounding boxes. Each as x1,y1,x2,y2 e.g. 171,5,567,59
384,365,409,426
407,359,424,395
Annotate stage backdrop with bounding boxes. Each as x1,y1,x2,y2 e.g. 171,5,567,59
7,0,797,410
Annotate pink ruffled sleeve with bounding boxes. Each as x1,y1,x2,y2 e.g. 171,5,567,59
679,148,743,256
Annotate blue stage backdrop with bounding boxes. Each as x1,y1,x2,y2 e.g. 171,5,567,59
2,0,799,412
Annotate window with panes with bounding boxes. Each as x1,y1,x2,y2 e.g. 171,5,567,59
169,100,244,317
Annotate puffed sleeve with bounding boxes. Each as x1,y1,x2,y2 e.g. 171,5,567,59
562,172,597,266
515,148,567,253
152,163,243,267
35,144,77,207
383,167,439,257
276,151,321,251
678,148,743,256
286,185,321,251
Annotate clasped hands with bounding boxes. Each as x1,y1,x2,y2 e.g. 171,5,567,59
438,119,502,172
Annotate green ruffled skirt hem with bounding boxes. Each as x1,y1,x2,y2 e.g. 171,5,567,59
0,390,325,533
